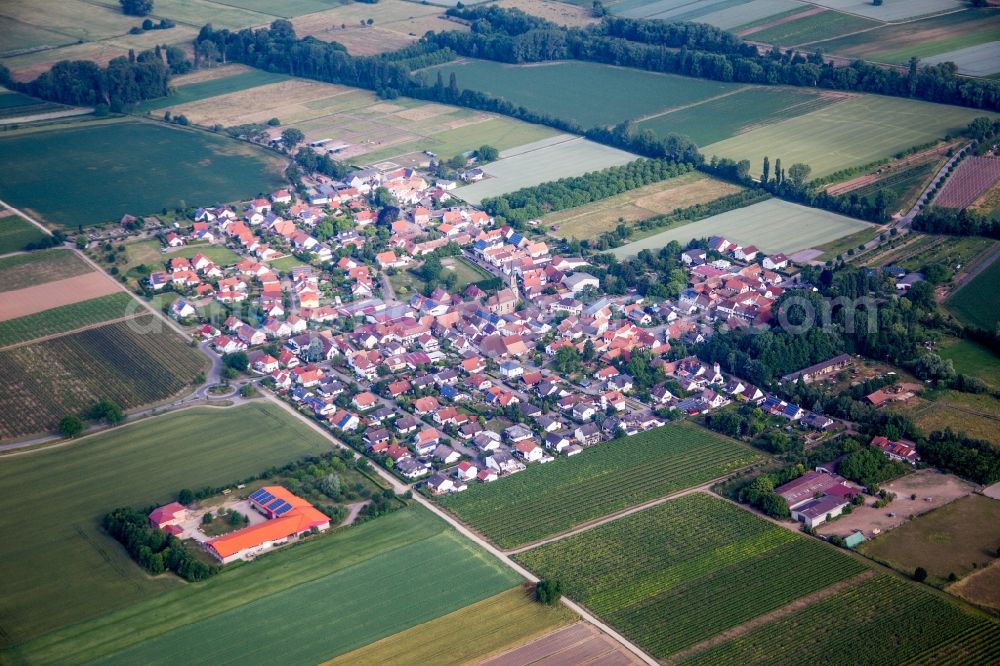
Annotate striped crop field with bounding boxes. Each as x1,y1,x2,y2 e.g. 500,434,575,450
0,292,135,347
681,574,1000,665
0,315,207,439
437,422,759,549
515,494,868,659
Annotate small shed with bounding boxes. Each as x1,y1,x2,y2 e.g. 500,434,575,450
843,531,866,549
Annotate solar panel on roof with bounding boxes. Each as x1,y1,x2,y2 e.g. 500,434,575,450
275,504,292,516
254,491,274,505
249,489,267,501
267,498,285,510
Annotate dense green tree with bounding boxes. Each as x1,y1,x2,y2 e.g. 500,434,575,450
58,415,84,438
120,0,153,16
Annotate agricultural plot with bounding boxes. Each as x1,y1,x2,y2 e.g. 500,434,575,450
515,493,868,659
922,41,1000,78
29,506,521,666
0,315,207,439
681,574,1000,666
291,0,464,56
810,0,964,22
326,586,577,666
813,8,1000,64
836,160,938,212
612,199,874,258
951,563,1000,612
354,116,560,165
0,121,284,228
0,403,336,650
859,494,1000,586
895,391,1000,445
546,171,743,241
0,211,47,253
0,292,135,347
422,60,740,130
947,252,1000,331
610,0,800,27
496,0,598,28
703,95,998,179
456,137,638,206
637,87,846,147
0,271,121,321
437,422,759,549
0,15,75,55
0,249,93,291
158,77,554,164
747,9,880,46
936,157,1000,209
136,70,292,112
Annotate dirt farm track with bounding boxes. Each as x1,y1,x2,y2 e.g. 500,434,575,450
0,272,120,321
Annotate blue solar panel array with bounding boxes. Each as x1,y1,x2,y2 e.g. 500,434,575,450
250,489,275,505
274,504,292,516
267,498,285,510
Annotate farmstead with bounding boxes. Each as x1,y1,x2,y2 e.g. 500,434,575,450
206,486,331,564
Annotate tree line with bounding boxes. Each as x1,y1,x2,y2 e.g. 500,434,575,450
479,158,691,223
435,7,1000,113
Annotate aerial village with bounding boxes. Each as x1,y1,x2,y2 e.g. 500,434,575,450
138,156,924,561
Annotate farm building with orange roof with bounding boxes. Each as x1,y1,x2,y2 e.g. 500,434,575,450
206,486,330,564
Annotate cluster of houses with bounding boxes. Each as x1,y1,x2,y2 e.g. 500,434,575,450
140,156,936,509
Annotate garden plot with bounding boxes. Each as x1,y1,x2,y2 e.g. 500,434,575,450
456,137,638,206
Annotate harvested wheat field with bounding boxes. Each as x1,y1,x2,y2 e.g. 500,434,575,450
0,272,121,321
547,172,742,240
496,0,598,27
164,79,363,126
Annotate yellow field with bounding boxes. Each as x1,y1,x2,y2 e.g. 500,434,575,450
165,79,364,125
324,586,577,666
546,172,742,240
496,0,598,27
169,64,257,86
950,561,1000,611
895,391,1000,444
290,0,466,55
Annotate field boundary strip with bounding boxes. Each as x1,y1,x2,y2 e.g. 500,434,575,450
0,312,143,352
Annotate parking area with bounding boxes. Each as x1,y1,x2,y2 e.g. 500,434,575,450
817,469,973,539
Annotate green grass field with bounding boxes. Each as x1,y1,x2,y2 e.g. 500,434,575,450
0,403,338,650
422,60,739,129
326,586,576,666
859,494,1000,586
168,244,242,265
437,422,759,549
12,505,521,665
0,121,285,228
947,252,1000,331
0,315,207,439
937,337,1000,388
0,292,134,347
267,255,309,273
0,249,93,291
749,9,881,46
637,86,840,146
443,256,491,290
610,0,799,28
0,213,48,253
681,574,1000,666
704,95,997,180
612,198,874,257
137,70,293,112
515,493,868,659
